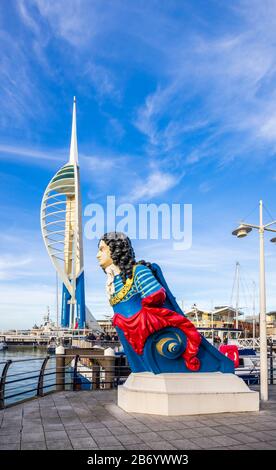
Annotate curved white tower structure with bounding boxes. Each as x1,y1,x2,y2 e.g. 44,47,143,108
41,98,85,329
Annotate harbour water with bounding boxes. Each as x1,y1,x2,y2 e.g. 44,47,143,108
0,348,57,406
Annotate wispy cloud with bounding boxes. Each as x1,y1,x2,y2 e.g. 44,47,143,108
132,3,276,171
129,170,183,202
0,144,65,164
0,255,32,281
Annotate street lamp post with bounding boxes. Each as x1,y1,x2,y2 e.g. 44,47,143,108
232,200,276,402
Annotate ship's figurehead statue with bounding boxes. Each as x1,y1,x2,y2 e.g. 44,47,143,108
97,232,234,374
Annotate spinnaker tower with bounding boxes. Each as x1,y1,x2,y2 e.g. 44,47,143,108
41,98,86,329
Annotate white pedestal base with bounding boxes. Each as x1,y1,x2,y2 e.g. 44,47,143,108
118,372,259,416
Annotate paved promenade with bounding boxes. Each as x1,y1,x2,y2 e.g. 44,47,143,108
0,386,276,450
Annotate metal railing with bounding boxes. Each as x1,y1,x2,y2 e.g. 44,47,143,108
0,354,131,409
0,352,275,409
71,339,121,349
236,338,261,349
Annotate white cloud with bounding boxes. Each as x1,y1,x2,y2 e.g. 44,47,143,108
0,144,65,165
0,256,33,280
129,171,181,202
131,4,276,169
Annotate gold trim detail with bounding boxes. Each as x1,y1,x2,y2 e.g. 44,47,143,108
156,337,175,356
156,333,182,356
109,265,137,306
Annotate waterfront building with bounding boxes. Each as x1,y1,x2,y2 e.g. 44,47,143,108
98,318,117,336
266,311,276,337
185,304,243,328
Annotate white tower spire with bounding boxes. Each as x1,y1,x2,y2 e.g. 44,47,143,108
41,98,103,331
69,96,78,165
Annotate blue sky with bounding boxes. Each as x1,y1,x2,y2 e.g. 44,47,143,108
1,0,276,329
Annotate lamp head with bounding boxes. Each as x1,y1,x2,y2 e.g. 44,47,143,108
232,224,252,238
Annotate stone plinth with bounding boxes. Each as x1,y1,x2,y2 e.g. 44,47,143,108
118,372,259,416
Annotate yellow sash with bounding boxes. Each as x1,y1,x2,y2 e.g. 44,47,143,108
109,265,137,306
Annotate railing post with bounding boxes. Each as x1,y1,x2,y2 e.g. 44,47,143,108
73,355,80,391
269,339,274,385
104,348,115,389
37,356,50,397
56,345,65,392
92,363,100,390
0,360,12,409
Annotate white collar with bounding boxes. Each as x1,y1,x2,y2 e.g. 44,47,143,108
105,264,121,298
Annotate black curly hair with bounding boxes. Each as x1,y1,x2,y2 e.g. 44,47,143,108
99,232,152,284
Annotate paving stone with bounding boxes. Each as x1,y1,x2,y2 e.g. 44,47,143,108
0,434,21,444
121,419,146,427
166,422,190,430
22,419,42,426
3,384,276,452
211,425,235,435
157,430,183,440
205,446,229,450
43,423,65,431
191,427,222,437
228,424,256,433
89,427,112,437
84,422,107,430
71,437,98,449
125,444,152,450
117,434,143,445
224,444,254,450
93,436,122,446
149,441,176,450
138,431,163,443
45,430,69,441
178,420,206,429
100,419,119,427
246,431,273,441
173,439,201,450
247,441,276,450
66,428,91,438
21,432,45,443
196,419,222,427
0,443,20,450
235,433,262,444
99,445,125,450
107,426,130,435
189,437,219,449
211,435,243,447
42,418,63,425
247,422,276,431
40,412,59,419
46,440,73,450
0,426,21,435
262,430,276,439
125,424,151,433
178,429,203,439
21,441,47,450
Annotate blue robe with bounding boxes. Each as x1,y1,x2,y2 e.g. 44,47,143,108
111,263,234,374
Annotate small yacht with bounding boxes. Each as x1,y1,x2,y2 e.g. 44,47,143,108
198,327,262,384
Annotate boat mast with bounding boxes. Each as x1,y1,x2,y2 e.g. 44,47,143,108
252,280,256,344
235,262,240,329
56,271,59,328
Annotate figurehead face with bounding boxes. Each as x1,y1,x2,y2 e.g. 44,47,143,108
97,232,136,283
96,240,113,270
